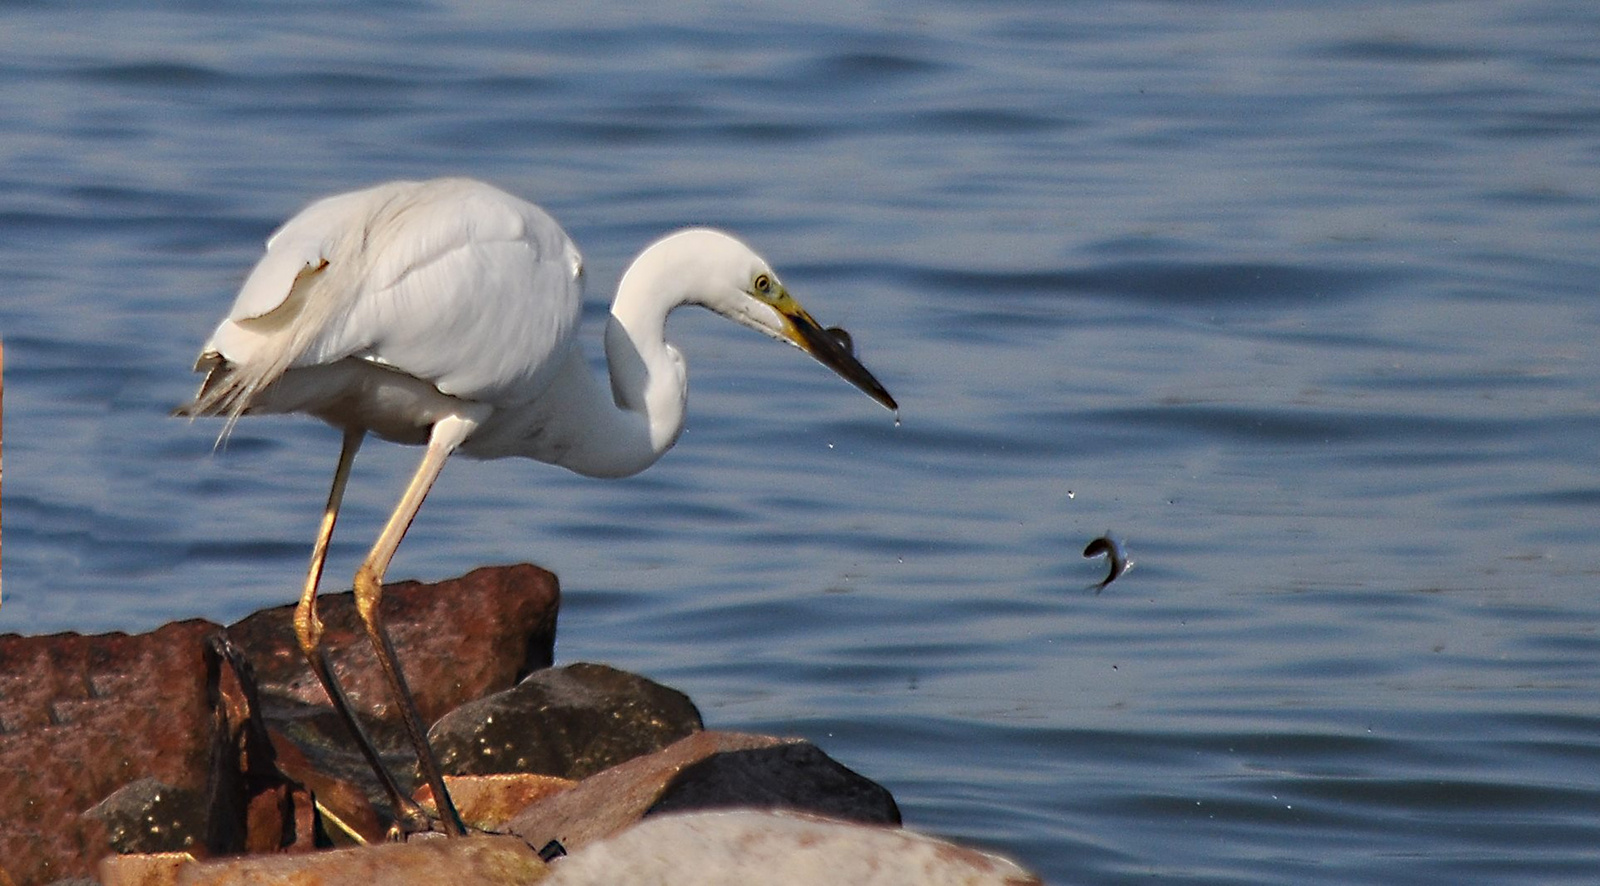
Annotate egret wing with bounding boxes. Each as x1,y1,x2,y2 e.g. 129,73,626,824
201,179,584,410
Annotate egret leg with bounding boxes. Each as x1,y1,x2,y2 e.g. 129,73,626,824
352,413,481,838
292,428,432,835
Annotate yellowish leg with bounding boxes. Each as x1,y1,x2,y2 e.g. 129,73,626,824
294,428,361,658
293,428,431,835
352,414,479,838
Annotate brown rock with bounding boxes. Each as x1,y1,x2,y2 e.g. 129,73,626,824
541,810,1041,886
0,619,221,884
170,834,546,886
97,852,194,886
83,778,211,858
506,732,782,852
226,564,559,827
430,662,703,781
242,779,319,855
227,563,559,730
504,730,897,854
263,727,383,845
0,566,558,881
416,774,576,831
206,636,320,855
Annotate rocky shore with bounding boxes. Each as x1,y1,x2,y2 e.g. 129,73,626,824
0,564,1039,885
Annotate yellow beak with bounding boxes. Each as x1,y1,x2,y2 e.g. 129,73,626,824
772,293,897,412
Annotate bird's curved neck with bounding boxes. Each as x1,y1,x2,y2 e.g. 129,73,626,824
608,299,684,434
558,257,687,478
499,238,701,479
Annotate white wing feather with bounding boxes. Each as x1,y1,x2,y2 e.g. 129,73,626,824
194,179,584,423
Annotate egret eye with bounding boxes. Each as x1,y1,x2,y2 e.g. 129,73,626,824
752,273,772,295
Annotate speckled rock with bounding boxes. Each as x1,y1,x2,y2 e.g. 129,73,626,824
429,662,703,780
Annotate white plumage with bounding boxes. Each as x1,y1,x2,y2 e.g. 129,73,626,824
181,177,895,836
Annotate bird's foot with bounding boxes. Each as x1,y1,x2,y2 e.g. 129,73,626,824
385,797,468,841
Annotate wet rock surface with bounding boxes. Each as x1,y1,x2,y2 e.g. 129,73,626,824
648,739,902,824
81,779,211,858
431,661,703,781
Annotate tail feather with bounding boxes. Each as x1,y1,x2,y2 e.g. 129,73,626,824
177,257,340,445
174,352,258,446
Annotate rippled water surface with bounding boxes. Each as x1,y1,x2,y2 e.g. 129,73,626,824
5,2,1600,882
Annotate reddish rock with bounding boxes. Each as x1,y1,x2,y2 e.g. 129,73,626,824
227,563,559,729
225,564,559,827
242,779,319,855
207,635,321,855
504,730,898,855
429,662,703,781
0,565,558,882
98,851,195,886
263,727,383,845
168,834,546,886
0,619,221,885
416,774,576,831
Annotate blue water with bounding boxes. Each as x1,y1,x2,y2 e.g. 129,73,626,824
5,1,1600,881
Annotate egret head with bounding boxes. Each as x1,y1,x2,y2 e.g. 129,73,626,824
638,228,898,412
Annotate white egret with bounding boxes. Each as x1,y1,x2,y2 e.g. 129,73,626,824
180,177,897,836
